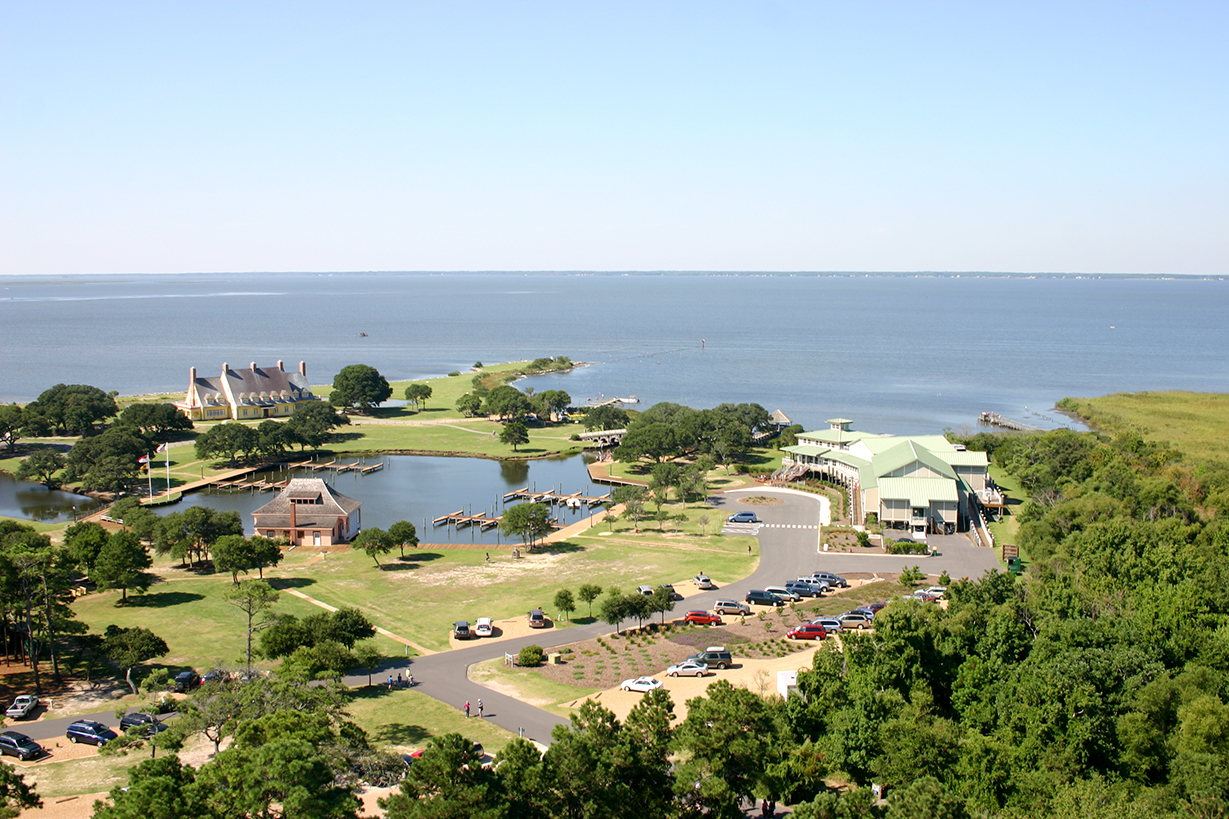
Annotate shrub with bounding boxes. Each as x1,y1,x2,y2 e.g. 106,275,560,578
518,645,545,667
448,370,461,377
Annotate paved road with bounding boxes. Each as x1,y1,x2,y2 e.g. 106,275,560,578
13,491,999,750
359,490,849,745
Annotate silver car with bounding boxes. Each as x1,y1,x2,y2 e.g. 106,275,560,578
666,660,709,678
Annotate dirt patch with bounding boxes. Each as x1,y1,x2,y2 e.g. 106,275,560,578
19,792,107,819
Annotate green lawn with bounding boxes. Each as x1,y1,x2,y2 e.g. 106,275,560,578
469,658,598,718
253,505,756,653
328,418,584,459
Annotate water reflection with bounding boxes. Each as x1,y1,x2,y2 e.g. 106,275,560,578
0,474,103,523
153,453,607,544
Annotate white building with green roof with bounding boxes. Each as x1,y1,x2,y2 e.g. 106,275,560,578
781,418,989,538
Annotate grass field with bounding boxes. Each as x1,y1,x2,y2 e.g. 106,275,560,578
1060,391,1229,466
344,684,519,754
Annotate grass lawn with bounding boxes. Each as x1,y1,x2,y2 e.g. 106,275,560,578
1061,391,1229,467
327,419,583,459
986,465,1024,552
257,504,757,653
344,684,519,754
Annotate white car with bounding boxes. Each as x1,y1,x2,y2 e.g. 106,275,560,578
924,586,947,599
666,661,709,678
4,696,37,720
694,574,714,589
620,676,664,693
474,617,493,637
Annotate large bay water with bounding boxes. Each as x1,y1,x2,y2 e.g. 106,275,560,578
1,272,1226,528
3,272,1227,433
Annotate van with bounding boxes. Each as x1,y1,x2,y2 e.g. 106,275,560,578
713,599,750,616
765,585,800,602
745,590,785,607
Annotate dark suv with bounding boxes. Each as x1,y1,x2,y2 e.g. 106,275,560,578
119,712,167,735
745,590,785,607
173,670,201,692
0,731,43,760
687,646,734,670
66,720,118,746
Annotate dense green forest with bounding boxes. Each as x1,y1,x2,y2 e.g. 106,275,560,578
5,420,1229,818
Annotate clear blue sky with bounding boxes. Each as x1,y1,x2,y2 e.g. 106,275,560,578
2,1,1226,275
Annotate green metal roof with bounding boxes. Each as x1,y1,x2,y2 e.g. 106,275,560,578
936,449,990,467
871,440,958,480
782,444,831,458
877,477,960,506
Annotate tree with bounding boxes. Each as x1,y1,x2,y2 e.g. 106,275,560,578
284,400,349,450
193,422,259,466
212,534,257,584
115,402,193,441
157,507,243,566
248,535,285,578
63,521,109,573
351,527,395,567
500,502,552,549
485,385,531,420
92,756,211,819
599,589,629,634
899,565,925,587
650,462,681,505
554,589,576,622
404,383,433,411
0,403,29,452
613,486,647,529
614,422,680,463
455,393,483,417
674,679,779,817
353,642,383,687
578,583,603,618
381,733,501,819
536,390,571,420
388,520,418,557
0,760,41,817
93,530,153,602
63,427,148,492
330,364,391,413
25,383,118,436
648,585,675,624
256,419,293,456
15,449,65,488
583,405,630,432
500,421,529,452
102,625,169,696
224,580,279,673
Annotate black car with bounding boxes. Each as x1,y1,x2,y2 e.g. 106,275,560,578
0,731,43,760
173,670,201,692
119,712,167,735
66,720,118,746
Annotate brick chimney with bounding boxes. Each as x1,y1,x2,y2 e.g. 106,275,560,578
250,362,257,373
299,361,306,376
290,500,296,529
222,362,229,375
277,360,284,371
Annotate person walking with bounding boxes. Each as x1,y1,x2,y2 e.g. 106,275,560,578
388,675,394,689
477,699,484,717
464,700,471,718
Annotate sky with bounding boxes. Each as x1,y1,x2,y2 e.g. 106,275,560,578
1,1,1226,276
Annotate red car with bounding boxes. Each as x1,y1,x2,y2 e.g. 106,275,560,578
787,624,827,640
683,611,722,626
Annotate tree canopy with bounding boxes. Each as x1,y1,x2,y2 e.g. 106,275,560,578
329,364,392,413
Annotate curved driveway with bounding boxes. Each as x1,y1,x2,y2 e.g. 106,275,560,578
377,489,832,746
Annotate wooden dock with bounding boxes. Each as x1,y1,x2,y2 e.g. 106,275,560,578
432,510,502,528
503,487,611,506
978,412,1042,432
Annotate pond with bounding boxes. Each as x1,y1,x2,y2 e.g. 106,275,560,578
0,473,104,523
151,453,613,544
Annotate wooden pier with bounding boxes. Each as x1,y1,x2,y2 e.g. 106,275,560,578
978,412,1042,432
502,487,610,506
432,510,503,529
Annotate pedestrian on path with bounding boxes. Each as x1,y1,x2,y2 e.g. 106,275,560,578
477,699,483,717
388,675,394,689
464,700,470,718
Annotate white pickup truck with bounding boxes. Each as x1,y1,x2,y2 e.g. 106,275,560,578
5,695,38,720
